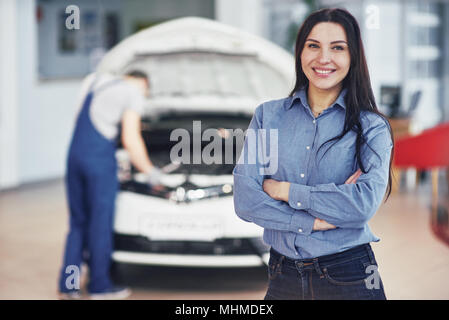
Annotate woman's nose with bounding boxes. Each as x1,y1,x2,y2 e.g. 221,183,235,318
318,49,331,64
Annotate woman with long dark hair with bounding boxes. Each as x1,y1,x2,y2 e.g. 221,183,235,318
233,8,393,300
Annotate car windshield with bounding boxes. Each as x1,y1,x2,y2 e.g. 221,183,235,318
124,51,290,100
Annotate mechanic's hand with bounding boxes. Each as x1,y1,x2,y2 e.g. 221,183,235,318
147,166,164,186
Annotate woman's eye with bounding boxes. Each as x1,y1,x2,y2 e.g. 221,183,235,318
332,45,345,50
308,43,319,48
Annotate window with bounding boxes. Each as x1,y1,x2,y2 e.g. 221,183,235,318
37,0,121,79
406,1,443,79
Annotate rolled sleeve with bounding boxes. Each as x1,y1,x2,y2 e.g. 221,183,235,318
288,183,312,210
234,171,316,235
289,210,315,235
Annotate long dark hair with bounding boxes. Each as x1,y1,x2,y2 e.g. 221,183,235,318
290,8,394,199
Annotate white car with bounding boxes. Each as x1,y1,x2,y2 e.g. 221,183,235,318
96,17,295,268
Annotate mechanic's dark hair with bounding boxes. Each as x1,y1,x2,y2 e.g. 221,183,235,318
125,70,149,86
290,8,394,200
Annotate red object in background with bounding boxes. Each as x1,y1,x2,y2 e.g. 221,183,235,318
393,122,449,169
36,5,43,23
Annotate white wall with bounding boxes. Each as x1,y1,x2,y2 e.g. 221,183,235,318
16,0,83,185
0,0,19,189
215,0,264,37
363,0,403,110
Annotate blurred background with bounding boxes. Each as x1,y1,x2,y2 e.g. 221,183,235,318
0,0,448,300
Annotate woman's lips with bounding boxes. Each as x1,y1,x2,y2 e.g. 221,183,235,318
312,67,336,78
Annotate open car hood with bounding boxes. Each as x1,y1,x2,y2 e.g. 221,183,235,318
96,17,295,114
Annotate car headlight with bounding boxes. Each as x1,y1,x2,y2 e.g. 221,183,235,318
169,183,233,203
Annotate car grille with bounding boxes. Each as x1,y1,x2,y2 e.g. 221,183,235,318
114,234,269,256
120,180,234,202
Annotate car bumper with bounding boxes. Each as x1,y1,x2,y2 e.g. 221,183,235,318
113,189,268,267
112,234,269,267
112,251,269,267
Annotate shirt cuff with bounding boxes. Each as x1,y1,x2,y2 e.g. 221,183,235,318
289,211,315,235
288,183,312,210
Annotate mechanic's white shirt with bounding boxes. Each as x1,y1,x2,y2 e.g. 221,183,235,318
75,73,145,140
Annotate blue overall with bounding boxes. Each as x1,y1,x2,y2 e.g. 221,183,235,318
59,78,121,293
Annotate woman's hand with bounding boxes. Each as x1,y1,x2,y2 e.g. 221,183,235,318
345,169,362,184
262,179,290,202
313,218,337,231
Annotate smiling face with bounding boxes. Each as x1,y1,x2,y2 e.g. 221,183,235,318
300,22,351,94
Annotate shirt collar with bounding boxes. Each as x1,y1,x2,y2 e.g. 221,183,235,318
286,87,348,111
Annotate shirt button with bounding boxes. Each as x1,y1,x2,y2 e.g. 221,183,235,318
297,202,302,207
300,173,305,178
312,120,316,124
306,146,310,150
298,228,303,233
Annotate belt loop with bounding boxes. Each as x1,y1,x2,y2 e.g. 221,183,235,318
312,258,324,279
275,254,284,268
279,255,285,267
276,255,285,274
365,244,376,265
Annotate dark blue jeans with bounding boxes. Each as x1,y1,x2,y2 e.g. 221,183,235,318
265,244,387,300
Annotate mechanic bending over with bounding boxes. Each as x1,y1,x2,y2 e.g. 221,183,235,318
58,70,164,300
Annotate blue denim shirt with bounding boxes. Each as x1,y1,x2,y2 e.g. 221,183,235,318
233,88,392,259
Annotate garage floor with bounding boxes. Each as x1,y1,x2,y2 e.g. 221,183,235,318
1,179,449,300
